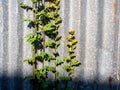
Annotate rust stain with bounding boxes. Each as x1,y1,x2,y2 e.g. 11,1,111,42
108,76,113,85
112,0,117,24
93,77,98,85
93,79,97,84
72,75,79,83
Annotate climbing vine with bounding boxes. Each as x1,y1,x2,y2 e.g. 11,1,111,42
59,30,80,90
20,0,80,90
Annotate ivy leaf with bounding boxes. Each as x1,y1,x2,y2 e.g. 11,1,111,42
63,57,70,62
71,45,77,50
24,58,34,65
70,60,80,66
31,0,42,3
47,66,55,73
68,30,75,35
24,76,34,81
55,35,62,41
45,41,56,48
35,68,47,78
55,71,59,77
47,54,55,61
20,3,33,11
70,54,76,59
22,18,34,28
55,41,60,48
35,52,54,62
25,33,42,46
66,42,72,48
53,51,59,57
55,16,62,24
68,49,74,54
55,60,63,66
66,35,75,42
62,65,70,72
35,53,44,62
22,18,34,22
36,10,46,17
68,68,74,76
43,23,56,31
59,76,71,82
71,39,78,45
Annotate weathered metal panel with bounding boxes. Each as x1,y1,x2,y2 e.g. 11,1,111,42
0,0,120,90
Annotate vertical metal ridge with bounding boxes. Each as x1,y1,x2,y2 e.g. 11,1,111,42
74,0,81,78
0,1,3,90
15,0,24,90
1,0,9,90
112,0,119,87
8,0,19,90
84,0,98,84
80,0,87,83
98,1,118,89
117,1,120,89
96,0,104,89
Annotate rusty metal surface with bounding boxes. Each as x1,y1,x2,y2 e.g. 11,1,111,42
0,0,120,90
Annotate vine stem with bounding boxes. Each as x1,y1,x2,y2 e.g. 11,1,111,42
54,48,57,80
42,0,45,68
33,2,37,90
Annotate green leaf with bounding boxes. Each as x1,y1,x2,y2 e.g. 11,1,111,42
45,41,56,48
66,42,72,47
43,23,56,32
71,45,77,50
35,52,55,62
22,18,34,28
70,60,80,66
53,51,59,57
71,39,78,45
66,35,75,41
62,65,70,71
25,33,42,46
20,2,33,11
47,66,55,73
55,35,62,41
36,10,46,17
63,57,70,62
55,71,59,77
22,18,34,22
70,54,76,59
24,76,34,81
24,58,34,65
68,49,74,54
68,69,74,76
55,16,62,24
35,68,46,78
31,0,42,3
59,76,71,82
55,60,63,66
55,41,60,48
35,53,44,62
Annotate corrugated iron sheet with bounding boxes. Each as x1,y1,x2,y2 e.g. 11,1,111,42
0,0,120,90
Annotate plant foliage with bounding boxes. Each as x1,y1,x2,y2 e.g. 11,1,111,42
20,0,80,90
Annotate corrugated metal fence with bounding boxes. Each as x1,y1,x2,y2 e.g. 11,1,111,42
0,0,120,90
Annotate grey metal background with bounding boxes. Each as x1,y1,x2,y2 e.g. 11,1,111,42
0,0,120,90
